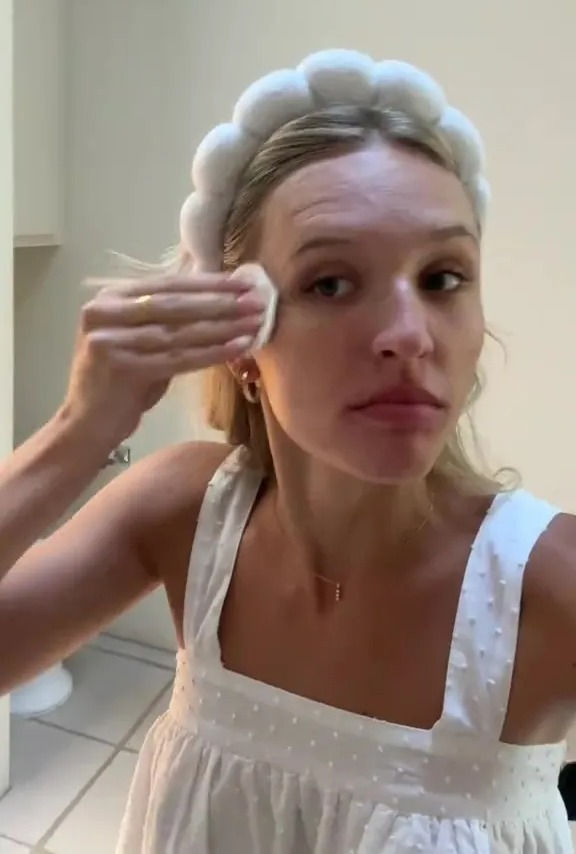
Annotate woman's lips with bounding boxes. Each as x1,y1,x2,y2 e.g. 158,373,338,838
350,400,445,430
348,386,446,431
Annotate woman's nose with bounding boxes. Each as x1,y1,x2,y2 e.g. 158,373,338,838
370,279,433,360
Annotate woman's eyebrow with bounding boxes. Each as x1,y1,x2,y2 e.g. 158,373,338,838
291,224,477,260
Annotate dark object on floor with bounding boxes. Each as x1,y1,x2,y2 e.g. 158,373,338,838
559,762,576,820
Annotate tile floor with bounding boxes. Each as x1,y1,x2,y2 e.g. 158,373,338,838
0,636,575,852
0,635,175,853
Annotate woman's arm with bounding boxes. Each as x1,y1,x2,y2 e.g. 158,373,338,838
0,439,217,695
521,513,576,720
0,267,259,694
0,407,121,580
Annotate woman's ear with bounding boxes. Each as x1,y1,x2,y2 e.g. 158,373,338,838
228,357,261,405
227,356,260,386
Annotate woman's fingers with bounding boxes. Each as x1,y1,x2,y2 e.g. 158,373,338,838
88,315,263,353
84,273,255,298
82,289,265,331
78,269,270,382
89,335,254,378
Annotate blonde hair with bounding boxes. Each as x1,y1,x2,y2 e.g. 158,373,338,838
172,106,505,493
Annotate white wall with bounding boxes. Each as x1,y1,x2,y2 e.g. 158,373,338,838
14,0,210,649
14,0,576,648
0,0,13,794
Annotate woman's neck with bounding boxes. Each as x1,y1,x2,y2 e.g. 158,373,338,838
269,446,438,584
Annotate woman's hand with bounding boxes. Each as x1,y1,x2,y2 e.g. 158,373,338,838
63,273,264,443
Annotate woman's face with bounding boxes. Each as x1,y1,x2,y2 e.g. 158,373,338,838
251,142,484,482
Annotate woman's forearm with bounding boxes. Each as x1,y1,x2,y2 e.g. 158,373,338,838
0,407,119,579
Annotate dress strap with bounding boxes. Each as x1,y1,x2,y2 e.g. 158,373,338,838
434,489,560,741
182,446,263,659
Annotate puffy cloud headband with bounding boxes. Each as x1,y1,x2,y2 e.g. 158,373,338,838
179,48,489,275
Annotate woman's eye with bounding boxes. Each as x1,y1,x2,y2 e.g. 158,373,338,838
309,276,355,299
422,270,465,293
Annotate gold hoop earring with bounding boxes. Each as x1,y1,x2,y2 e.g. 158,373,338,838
240,370,260,404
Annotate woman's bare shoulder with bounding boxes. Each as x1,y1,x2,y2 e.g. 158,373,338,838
135,440,232,499
124,439,233,534
523,510,576,703
527,510,576,590
121,440,234,644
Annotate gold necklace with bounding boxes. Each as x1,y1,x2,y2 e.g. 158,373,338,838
313,572,344,602
312,508,433,603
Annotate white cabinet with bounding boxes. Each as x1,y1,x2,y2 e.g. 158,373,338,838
0,0,14,795
13,0,64,248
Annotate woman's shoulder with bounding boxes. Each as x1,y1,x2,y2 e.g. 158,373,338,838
108,439,232,560
126,439,234,523
520,502,576,706
145,438,234,482
119,440,236,639
511,488,576,601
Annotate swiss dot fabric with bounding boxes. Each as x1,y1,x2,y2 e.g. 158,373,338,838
117,449,571,853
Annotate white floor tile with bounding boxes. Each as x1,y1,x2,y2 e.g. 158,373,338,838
0,840,30,852
90,634,176,670
127,687,171,751
39,648,172,744
0,719,111,845
567,727,576,761
46,751,137,854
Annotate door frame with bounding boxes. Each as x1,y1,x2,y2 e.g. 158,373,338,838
0,0,14,795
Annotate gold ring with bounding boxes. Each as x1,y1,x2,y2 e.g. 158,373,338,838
134,293,153,323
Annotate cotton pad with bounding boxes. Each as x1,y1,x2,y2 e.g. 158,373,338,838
230,263,279,350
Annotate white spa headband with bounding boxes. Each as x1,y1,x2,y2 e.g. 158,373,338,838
179,48,490,275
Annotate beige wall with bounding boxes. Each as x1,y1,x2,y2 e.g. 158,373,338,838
0,0,13,793
14,1,211,649
14,0,576,648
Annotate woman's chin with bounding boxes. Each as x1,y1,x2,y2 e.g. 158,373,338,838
330,434,444,484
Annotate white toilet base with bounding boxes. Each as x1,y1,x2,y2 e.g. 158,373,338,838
10,663,73,718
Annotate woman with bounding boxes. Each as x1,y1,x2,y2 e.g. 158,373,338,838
1,49,575,852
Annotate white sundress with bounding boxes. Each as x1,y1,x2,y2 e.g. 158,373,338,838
117,448,573,852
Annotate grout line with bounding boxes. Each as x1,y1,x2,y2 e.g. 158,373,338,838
36,679,173,850
88,643,176,673
102,631,176,655
28,718,120,748
116,678,173,751
0,831,31,845
34,747,130,848
0,785,13,803
0,832,52,853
